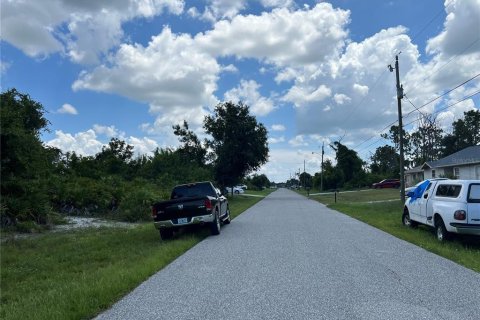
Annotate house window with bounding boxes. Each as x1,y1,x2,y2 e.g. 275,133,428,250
432,170,436,178
454,167,460,179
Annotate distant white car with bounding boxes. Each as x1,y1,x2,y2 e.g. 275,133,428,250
225,186,245,194
236,184,248,190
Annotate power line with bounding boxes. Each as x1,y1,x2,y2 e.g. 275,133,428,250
354,60,480,152
402,90,480,128
343,0,446,144
355,90,479,162
403,94,427,118
358,136,389,157
404,73,480,118
408,0,453,44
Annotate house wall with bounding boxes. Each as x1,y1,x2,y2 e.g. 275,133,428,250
405,172,424,186
425,164,480,180
424,168,445,179
458,164,480,179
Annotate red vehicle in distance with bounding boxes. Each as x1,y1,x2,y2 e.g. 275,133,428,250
372,179,400,189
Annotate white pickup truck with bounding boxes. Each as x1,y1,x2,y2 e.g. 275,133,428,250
402,179,480,241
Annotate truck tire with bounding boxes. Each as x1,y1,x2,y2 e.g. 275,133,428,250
210,210,221,235
402,208,417,228
234,190,239,194
224,207,231,224
159,228,173,240
435,217,449,242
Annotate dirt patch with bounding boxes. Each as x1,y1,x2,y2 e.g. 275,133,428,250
1,217,140,242
54,216,139,231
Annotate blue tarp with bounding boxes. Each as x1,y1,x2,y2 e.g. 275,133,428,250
409,180,430,203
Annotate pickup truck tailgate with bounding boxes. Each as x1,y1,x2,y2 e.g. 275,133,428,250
467,183,480,224
468,203,480,223
154,197,209,221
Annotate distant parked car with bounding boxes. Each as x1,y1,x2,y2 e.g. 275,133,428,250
225,186,245,194
236,184,247,190
372,179,400,189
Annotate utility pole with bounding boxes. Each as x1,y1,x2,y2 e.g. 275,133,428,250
303,160,306,189
389,54,405,203
321,142,324,192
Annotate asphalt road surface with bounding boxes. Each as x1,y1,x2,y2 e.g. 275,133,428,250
96,188,480,320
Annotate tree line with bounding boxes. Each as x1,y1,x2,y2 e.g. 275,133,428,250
289,110,479,191
1,89,269,229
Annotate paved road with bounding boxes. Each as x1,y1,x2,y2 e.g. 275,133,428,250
96,188,480,320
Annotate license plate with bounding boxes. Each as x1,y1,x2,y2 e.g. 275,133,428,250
177,218,188,224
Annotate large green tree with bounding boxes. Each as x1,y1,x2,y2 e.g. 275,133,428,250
204,101,269,188
250,174,270,190
95,138,134,177
370,145,400,177
442,110,480,156
173,120,207,166
410,115,443,165
313,159,344,190
1,89,54,225
330,141,364,184
299,172,312,188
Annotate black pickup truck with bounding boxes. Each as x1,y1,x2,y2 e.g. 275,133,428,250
152,181,231,240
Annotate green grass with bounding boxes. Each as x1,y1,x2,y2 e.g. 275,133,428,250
0,194,267,320
307,189,480,273
308,188,401,204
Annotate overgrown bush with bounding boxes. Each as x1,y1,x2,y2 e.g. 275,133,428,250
117,182,167,222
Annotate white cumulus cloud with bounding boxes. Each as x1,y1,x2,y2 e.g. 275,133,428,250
46,130,104,155
93,124,124,138
46,129,160,157
283,85,332,107
271,124,286,131
1,0,185,64
268,136,285,144
288,135,308,147
333,93,351,105
224,79,275,116
73,27,220,135
196,3,350,67
58,103,78,115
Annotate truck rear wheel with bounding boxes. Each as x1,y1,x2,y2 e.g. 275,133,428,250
224,207,231,224
210,211,221,235
159,228,173,240
435,218,449,242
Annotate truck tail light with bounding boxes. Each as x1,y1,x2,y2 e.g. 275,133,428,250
205,199,212,210
151,207,157,218
454,210,466,220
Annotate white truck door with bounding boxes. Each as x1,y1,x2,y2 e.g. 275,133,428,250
419,182,435,224
409,197,421,217
467,183,480,224
409,181,431,220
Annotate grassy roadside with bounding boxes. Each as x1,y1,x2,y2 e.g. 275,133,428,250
305,188,480,272
0,190,272,320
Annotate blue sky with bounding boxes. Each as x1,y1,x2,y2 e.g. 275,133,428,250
1,0,479,182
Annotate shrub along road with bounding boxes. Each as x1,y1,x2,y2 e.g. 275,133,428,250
96,188,480,320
